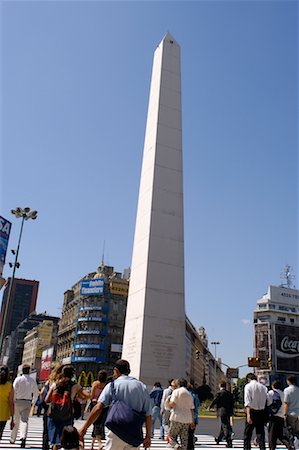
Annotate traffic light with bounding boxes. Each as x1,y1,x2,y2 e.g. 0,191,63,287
267,357,272,368
248,356,261,367
195,350,200,359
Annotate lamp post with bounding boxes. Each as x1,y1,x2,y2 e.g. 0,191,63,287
0,207,38,355
211,341,220,359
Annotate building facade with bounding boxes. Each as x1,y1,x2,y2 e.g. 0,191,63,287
185,320,224,394
56,264,129,384
0,278,39,347
22,319,59,377
254,284,299,385
1,312,59,377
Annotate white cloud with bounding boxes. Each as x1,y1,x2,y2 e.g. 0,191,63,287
241,319,251,325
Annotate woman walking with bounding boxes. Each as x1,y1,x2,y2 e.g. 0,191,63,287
45,365,84,450
89,370,108,450
0,365,14,441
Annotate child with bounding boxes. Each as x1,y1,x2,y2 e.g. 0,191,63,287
61,426,84,450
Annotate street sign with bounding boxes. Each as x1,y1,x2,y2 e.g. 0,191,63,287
226,368,239,378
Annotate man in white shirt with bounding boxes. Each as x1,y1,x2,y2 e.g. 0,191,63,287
284,375,299,444
167,378,195,450
243,372,268,450
10,364,39,448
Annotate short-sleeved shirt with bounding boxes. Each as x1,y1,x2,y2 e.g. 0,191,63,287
284,385,299,416
169,387,194,424
244,380,267,410
98,375,151,416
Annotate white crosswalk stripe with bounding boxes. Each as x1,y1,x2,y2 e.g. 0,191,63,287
0,417,288,450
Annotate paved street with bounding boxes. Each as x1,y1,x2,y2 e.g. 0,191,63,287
0,416,288,450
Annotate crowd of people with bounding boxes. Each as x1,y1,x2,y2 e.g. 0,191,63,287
1,361,299,450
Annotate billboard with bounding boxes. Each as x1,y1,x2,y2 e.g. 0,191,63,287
255,322,270,369
110,280,128,296
80,278,104,296
39,346,54,381
0,216,12,277
275,324,299,372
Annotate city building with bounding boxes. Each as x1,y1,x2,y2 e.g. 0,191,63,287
254,271,299,385
186,321,224,394
0,278,39,344
21,319,59,377
0,312,59,377
56,264,129,384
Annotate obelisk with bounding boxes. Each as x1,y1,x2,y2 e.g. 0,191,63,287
122,33,185,386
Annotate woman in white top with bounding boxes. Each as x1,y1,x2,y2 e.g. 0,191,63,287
167,378,195,450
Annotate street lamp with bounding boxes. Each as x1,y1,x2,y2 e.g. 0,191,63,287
211,341,220,359
0,207,38,354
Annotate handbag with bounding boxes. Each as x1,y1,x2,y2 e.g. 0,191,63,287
105,381,146,447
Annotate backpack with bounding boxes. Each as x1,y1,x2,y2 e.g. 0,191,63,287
268,390,282,416
48,383,73,421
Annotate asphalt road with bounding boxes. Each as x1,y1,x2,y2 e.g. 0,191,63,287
196,417,246,440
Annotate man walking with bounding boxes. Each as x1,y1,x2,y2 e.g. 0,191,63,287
243,372,268,450
284,375,299,444
209,380,234,447
10,364,39,448
150,382,164,439
79,359,152,450
268,379,293,450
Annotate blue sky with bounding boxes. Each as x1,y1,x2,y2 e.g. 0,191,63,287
1,1,298,376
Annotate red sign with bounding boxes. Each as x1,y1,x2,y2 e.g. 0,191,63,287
39,346,54,381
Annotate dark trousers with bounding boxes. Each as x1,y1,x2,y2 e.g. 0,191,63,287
187,425,195,450
244,409,266,450
268,416,294,450
0,421,6,440
218,415,232,445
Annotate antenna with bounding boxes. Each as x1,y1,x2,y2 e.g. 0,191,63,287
101,240,105,266
280,264,295,289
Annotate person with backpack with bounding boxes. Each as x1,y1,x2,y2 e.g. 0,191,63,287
45,365,84,450
268,380,294,450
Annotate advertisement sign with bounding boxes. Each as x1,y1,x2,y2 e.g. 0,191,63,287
0,216,12,277
275,324,299,372
226,368,239,379
39,347,54,381
74,343,105,350
255,322,270,369
80,278,104,296
71,356,106,363
110,280,128,296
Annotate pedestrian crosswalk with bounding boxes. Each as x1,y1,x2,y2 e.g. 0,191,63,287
0,417,288,449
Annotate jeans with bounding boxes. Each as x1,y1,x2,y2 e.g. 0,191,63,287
151,406,164,438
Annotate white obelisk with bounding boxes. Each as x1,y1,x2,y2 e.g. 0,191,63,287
122,33,185,386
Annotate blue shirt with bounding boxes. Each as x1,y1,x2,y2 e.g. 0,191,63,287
150,387,163,407
98,375,152,416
